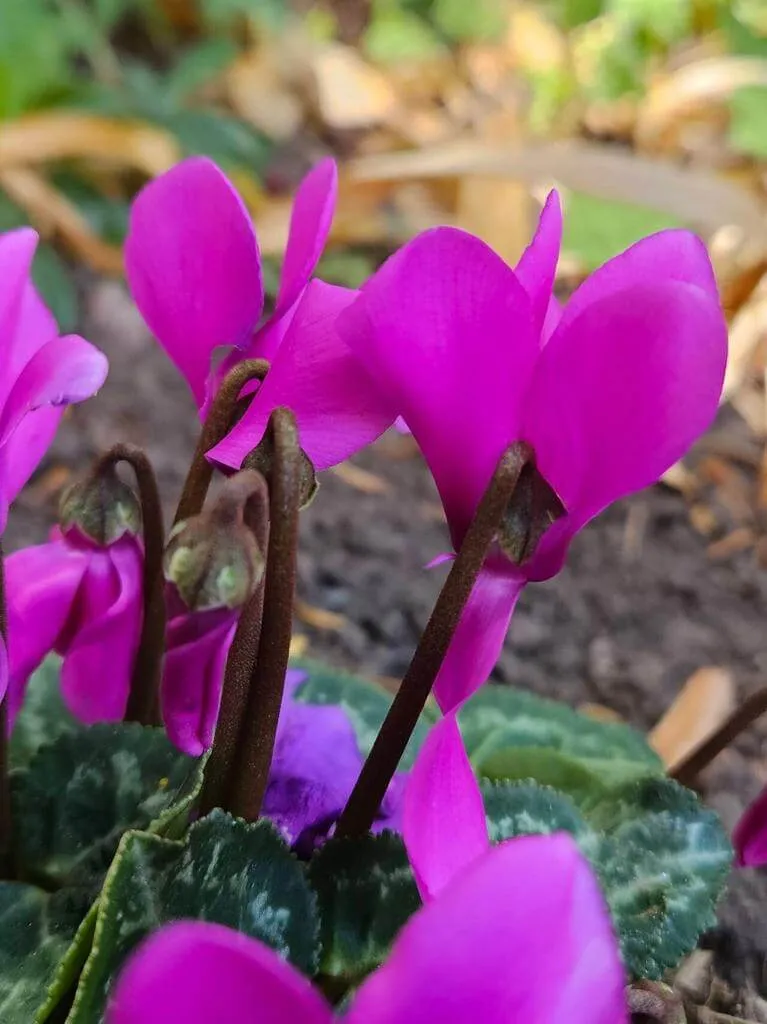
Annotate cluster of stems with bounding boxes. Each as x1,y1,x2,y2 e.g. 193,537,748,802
1,361,764,876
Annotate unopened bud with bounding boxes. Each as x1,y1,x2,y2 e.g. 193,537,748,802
59,466,141,545
246,430,318,509
164,471,265,612
497,460,565,565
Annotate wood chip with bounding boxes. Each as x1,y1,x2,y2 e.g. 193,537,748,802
295,599,348,632
649,666,736,771
578,702,624,724
330,462,390,494
706,527,755,560
289,634,309,658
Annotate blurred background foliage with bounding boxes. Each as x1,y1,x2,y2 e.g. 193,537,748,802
1,0,767,338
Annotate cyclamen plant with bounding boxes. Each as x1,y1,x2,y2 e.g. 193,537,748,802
0,158,747,1024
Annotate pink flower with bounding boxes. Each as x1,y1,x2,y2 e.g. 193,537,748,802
733,785,767,868
125,158,394,473
160,593,238,757
0,228,108,531
340,195,728,710
107,834,626,1024
5,528,142,724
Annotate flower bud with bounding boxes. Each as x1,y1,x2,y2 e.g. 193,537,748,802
246,430,318,509
164,472,265,612
497,461,565,566
59,466,142,545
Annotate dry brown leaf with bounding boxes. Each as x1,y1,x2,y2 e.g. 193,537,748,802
706,526,755,560
0,167,124,274
660,462,698,497
0,113,180,178
330,461,390,494
348,139,767,243
649,666,736,771
722,276,767,403
226,48,304,140
295,598,348,632
311,44,399,130
455,108,532,266
689,502,719,537
289,634,309,657
636,56,767,153
578,702,624,724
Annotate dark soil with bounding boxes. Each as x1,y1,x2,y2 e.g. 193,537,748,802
8,277,767,997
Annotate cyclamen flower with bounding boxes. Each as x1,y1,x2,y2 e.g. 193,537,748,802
733,785,767,867
341,195,728,710
0,228,108,531
107,828,625,1023
5,527,142,724
125,158,394,473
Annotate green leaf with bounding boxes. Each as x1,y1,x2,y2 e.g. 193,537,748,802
729,85,767,159
69,811,319,1022
432,0,507,41
591,778,732,978
292,659,436,770
481,779,589,842
363,9,445,62
309,832,421,990
32,245,79,333
0,881,85,1024
165,40,238,103
562,192,684,270
12,723,202,889
35,901,99,1023
479,774,732,978
9,656,80,772
317,250,377,290
459,683,663,779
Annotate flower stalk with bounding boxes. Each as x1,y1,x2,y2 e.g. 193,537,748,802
198,469,270,815
174,359,270,525
336,442,533,839
90,444,166,726
672,686,767,787
228,408,302,822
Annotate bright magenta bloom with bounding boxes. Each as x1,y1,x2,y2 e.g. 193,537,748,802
5,528,142,724
733,785,767,867
341,195,728,710
108,833,625,1023
125,158,393,472
0,228,108,531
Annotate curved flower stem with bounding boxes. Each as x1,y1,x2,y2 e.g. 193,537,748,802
229,408,301,822
0,543,12,878
96,444,166,726
199,469,270,816
336,442,532,839
671,686,767,787
174,359,270,525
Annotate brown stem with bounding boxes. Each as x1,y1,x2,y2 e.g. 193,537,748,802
174,359,270,525
95,444,166,726
336,442,532,839
199,469,270,815
229,408,301,821
671,686,767,787
0,543,11,878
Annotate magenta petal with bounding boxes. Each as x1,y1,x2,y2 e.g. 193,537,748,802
560,228,720,335
0,334,108,445
275,159,337,319
514,191,562,340
161,607,237,755
734,785,767,867
125,158,263,406
348,833,627,1024
522,281,727,580
0,229,38,366
210,281,396,472
107,921,333,1024
0,276,58,408
5,538,87,724
341,227,538,546
404,712,488,901
433,568,524,713
60,536,143,722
